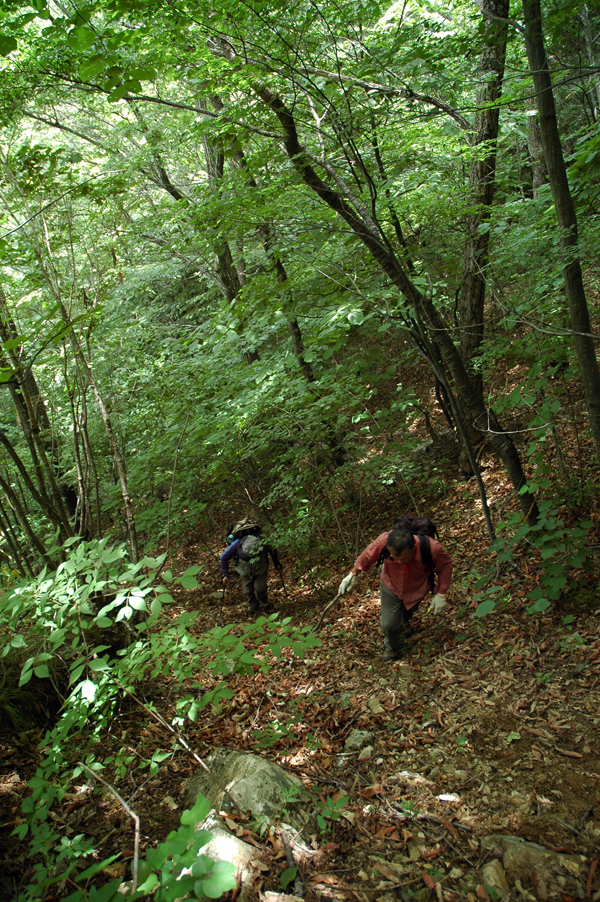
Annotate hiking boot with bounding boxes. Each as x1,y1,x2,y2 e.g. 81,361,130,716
260,602,274,614
247,607,259,618
382,648,403,663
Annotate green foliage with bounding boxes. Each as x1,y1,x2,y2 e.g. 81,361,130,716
316,794,349,833
280,867,298,891
2,539,321,899
474,509,592,619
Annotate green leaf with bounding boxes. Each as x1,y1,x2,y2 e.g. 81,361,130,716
475,599,496,618
87,876,125,901
347,310,365,325
178,576,200,589
34,665,50,678
182,565,202,577
81,56,106,79
202,861,237,898
76,855,121,882
527,597,551,614
89,657,110,672
0,35,18,56
181,793,211,826
128,66,157,81
280,867,298,890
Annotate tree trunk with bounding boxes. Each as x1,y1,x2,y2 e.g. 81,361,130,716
579,6,600,121
523,0,600,465
60,316,140,563
456,0,509,473
253,82,539,524
458,0,509,393
525,113,547,197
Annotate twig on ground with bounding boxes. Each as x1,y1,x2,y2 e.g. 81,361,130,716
76,761,140,893
116,682,242,814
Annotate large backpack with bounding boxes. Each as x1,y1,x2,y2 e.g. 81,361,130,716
230,521,268,577
379,514,438,592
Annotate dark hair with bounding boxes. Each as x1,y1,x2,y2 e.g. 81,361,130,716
386,529,415,556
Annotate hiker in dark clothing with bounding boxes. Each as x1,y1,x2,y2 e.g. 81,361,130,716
220,519,282,615
338,528,452,662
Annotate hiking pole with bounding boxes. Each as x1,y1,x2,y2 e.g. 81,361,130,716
277,568,289,598
221,579,227,611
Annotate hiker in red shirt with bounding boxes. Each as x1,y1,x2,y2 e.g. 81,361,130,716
338,528,452,662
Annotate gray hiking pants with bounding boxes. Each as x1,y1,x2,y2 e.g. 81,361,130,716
380,581,421,654
238,568,269,612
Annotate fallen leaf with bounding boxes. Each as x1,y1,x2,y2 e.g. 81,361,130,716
557,750,584,759
250,859,270,872
309,874,339,885
421,871,436,890
374,863,399,881
361,784,384,799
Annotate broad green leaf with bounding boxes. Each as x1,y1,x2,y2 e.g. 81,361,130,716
89,658,110,672
0,36,18,56
475,599,496,618
280,866,297,890
80,56,106,79
76,854,120,882
202,861,237,898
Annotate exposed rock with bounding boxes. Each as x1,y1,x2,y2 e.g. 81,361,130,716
345,729,374,750
201,811,257,902
358,746,374,760
183,748,313,837
368,697,385,715
481,859,510,899
482,835,585,887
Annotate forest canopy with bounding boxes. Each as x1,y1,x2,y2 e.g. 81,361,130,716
0,0,598,570
0,0,600,896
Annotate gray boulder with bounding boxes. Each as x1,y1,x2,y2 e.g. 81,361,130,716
183,748,313,837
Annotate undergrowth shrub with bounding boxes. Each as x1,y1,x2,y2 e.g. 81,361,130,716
0,538,321,901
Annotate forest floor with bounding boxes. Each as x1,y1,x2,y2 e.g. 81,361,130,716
1,455,600,901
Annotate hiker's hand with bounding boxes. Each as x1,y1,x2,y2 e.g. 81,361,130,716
222,577,229,585
276,564,283,571
430,594,446,615
338,572,356,595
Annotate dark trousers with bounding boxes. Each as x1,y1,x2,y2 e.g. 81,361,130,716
380,581,421,653
239,568,268,611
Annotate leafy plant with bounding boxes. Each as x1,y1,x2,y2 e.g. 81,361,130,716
280,867,298,891
316,794,349,833
5,539,322,900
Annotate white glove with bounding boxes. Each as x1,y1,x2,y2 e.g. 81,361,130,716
430,594,446,615
338,572,356,595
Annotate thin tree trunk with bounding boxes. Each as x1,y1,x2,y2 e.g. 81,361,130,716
0,470,54,565
523,0,600,465
525,114,547,196
61,319,140,562
0,498,30,576
579,6,600,121
253,81,539,524
458,0,509,395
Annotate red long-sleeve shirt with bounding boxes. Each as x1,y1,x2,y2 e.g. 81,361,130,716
354,533,452,610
